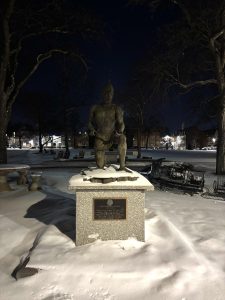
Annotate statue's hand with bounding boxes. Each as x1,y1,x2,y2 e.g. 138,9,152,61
115,131,123,137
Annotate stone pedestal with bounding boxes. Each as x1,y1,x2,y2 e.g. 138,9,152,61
68,166,154,246
17,170,29,185
0,175,12,191
29,173,42,191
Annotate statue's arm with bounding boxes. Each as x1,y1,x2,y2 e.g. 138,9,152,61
115,106,125,134
88,105,97,135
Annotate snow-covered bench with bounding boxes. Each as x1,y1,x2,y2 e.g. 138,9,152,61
0,164,30,192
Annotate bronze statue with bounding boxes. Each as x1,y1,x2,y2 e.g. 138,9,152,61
88,82,127,170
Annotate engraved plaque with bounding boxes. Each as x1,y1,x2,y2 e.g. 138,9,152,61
94,198,126,220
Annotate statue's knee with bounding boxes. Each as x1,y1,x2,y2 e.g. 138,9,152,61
95,137,105,149
96,150,104,158
118,134,126,146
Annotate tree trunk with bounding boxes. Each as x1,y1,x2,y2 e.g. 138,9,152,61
64,109,69,153
37,111,43,153
0,117,8,164
216,101,225,174
137,128,141,158
64,131,70,158
39,132,43,153
145,132,149,149
19,136,22,149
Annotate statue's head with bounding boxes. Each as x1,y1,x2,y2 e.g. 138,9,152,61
102,82,114,104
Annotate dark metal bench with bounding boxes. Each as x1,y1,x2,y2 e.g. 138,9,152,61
213,176,225,194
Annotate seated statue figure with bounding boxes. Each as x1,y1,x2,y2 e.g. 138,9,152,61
88,82,127,170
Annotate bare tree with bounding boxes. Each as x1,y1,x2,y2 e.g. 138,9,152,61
120,80,157,158
130,0,225,174
0,0,101,163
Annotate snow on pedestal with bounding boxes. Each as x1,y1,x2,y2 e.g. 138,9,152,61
68,165,154,246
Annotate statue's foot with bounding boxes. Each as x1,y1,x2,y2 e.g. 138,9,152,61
118,166,133,173
118,166,125,171
96,164,106,170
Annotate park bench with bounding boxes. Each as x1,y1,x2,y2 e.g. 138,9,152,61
149,160,205,194
54,150,70,160
73,150,85,159
0,164,30,192
213,176,225,194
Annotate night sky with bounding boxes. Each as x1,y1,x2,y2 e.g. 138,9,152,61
11,0,212,133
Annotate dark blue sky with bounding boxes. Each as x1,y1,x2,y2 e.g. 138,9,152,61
22,1,155,91
12,0,211,132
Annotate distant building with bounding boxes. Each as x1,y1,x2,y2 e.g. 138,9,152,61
73,132,89,148
133,130,162,148
185,127,217,149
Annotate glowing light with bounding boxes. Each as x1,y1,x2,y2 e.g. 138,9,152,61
176,135,182,145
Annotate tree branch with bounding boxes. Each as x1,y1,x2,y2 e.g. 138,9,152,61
168,73,218,90
42,136,53,147
210,27,225,54
7,49,87,110
10,28,72,55
171,0,192,27
8,27,77,97
10,27,76,58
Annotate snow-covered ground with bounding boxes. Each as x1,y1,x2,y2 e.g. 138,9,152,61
1,149,225,300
